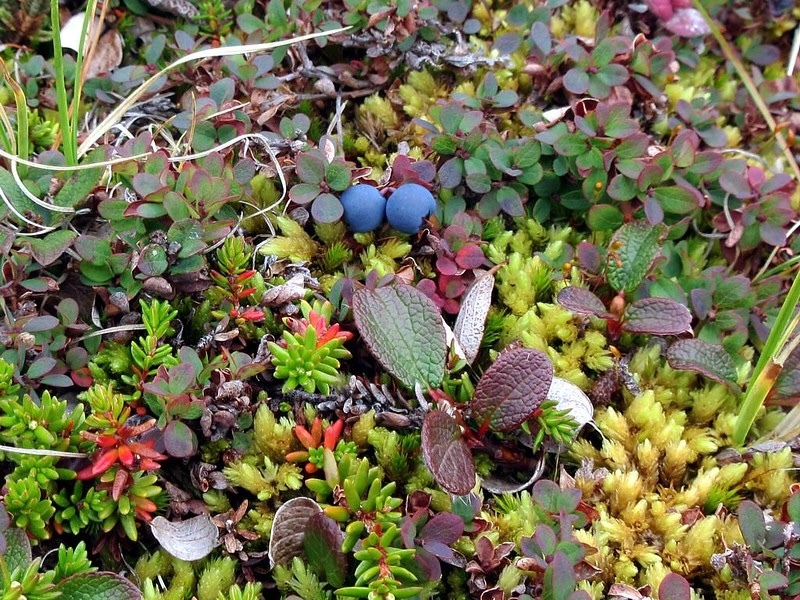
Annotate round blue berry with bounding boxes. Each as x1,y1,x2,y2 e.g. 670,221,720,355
385,183,437,234
340,184,386,232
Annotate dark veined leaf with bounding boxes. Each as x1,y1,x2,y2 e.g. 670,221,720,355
470,348,553,431
623,298,692,336
304,512,347,588
353,284,447,389
421,410,475,495
57,572,143,600
557,287,612,319
667,339,738,389
269,498,322,568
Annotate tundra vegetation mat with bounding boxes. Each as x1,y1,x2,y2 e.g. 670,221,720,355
2,0,800,599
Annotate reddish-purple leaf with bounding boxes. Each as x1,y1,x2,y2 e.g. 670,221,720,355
437,256,459,276
470,348,553,431
667,339,738,388
163,420,197,458
664,8,710,37
419,513,464,545
658,573,693,600
557,287,612,319
304,512,346,588
421,411,475,495
623,297,692,335
454,245,486,269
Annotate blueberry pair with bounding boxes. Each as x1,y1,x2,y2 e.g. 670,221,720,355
340,183,437,234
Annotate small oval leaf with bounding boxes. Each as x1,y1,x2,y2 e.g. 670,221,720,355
470,348,553,431
557,287,612,319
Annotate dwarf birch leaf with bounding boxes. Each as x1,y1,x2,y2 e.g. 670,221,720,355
623,298,692,335
471,348,553,431
422,410,475,495
667,339,738,388
57,572,142,600
454,271,495,364
304,512,347,588
557,287,612,318
547,377,593,432
353,284,447,389
606,222,666,293
150,515,219,561
269,497,322,568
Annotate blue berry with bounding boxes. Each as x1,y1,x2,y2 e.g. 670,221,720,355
340,184,386,232
385,183,437,234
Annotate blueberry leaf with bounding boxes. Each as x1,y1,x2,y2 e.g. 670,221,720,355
353,284,447,389
470,348,553,431
658,573,693,600
422,410,476,495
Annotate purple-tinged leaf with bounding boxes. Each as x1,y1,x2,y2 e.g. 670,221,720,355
295,153,326,184
304,512,346,588
557,286,612,319
28,231,77,266
652,185,699,214
658,573,693,600
563,69,590,94
26,357,57,379
22,315,60,332
623,298,692,335
419,513,464,545
664,8,710,37
311,194,344,224
667,339,738,388
532,480,581,512
269,498,322,568
577,242,602,274
607,174,638,202
415,546,443,581
421,540,456,562
470,348,553,431
167,363,196,395
39,374,74,388
545,551,577,600
643,195,665,225
720,169,754,199
288,183,320,205
353,284,447,389
163,420,197,458
774,344,800,401
422,411,475,495
688,151,723,175
759,570,789,591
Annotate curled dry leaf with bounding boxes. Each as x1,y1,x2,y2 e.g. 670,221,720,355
268,497,322,568
453,268,497,364
149,514,219,561
261,274,307,307
547,377,594,434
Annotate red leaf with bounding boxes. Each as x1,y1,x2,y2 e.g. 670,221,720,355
421,411,476,495
454,245,486,269
623,297,692,335
557,287,612,319
470,348,553,431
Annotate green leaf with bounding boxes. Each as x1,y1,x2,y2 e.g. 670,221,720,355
553,133,587,157
304,512,347,588
3,528,32,572
652,186,699,214
544,551,576,600
295,153,326,184
470,348,553,431
57,571,141,600
606,174,638,202
325,161,352,192
27,230,77,266
667,339,738,389
606,221,666,293
587,204,623,231
421,410,476,495
352,284,447,389
738,500,767,549
53,148,105,208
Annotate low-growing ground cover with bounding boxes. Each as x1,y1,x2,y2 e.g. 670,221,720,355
2,1,800,599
